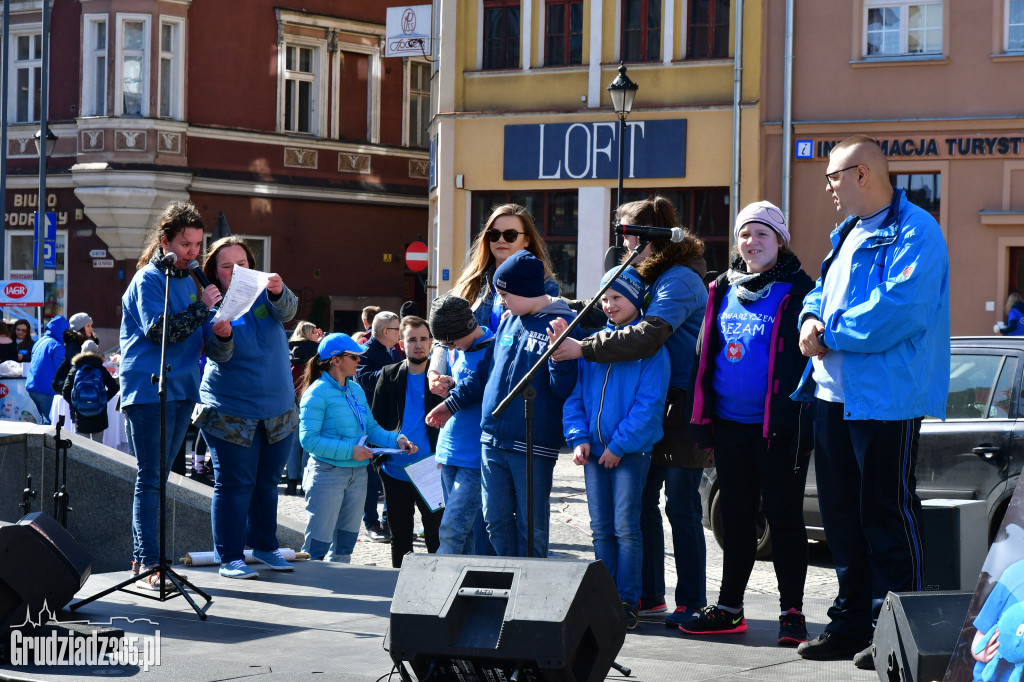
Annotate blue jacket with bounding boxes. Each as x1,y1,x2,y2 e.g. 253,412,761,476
792,188,951,420
26,315,69,395
563,320,669,457
435,328,494,468
645,263,707,390
299,373,398,467
444,298,581,458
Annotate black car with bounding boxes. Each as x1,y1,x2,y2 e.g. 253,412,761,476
700,336,1024,559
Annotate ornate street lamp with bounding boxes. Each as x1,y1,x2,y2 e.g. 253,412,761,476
33,127,58,159
606,63,638,258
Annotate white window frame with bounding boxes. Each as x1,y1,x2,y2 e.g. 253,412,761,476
277,36,326,136
403,58,430,148
1007,0,1024,53
334,42,382,143
9,25,42,123
114,13,151,117
5,229,68,320
81,14,108,117
157,16,184,120
863,0,943,57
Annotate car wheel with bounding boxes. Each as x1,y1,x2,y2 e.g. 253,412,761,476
709,487,773,561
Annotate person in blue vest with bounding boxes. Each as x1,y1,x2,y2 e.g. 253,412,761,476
995,293,1024,336
120,201,222,590
427,294,495,556
26,314,68,423
194,235,299,580
793,135,950,670
370,315,443,568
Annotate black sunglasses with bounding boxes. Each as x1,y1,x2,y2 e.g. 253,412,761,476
485,228,524,243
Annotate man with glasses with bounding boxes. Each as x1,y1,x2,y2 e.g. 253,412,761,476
356,310,403,542
792,135,951,670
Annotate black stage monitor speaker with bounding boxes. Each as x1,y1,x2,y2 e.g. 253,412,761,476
872,590,972,682
388,554,625,682
0,512,92,632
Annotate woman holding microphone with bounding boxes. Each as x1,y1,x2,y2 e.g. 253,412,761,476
194,235,298,580
120,201,221,589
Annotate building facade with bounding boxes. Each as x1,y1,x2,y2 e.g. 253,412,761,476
429,0,763,300
762,0,1024,335
3,0,430,333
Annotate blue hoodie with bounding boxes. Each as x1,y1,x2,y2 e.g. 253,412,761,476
434,328,494,468
563,320,670,457
443,298,581,458
26,315,69,395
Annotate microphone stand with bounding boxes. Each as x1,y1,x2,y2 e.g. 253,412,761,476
72,257,213,620
491,237,650,559
52,414,72,527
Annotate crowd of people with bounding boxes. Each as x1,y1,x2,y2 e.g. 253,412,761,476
13,134,956,672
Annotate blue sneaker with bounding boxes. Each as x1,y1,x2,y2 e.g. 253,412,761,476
251,549,294,571
220,560,258,579
665,606,701,628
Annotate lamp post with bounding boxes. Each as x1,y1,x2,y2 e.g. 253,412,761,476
606,62,638,251
32,127,57,282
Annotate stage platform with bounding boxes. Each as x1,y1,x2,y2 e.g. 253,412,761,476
0,559,878,681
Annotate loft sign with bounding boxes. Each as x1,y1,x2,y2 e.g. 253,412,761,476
503,119,686,181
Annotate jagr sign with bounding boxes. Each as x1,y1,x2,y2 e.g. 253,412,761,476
503,119,686,181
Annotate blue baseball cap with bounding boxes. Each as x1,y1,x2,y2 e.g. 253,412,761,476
317,333,367,360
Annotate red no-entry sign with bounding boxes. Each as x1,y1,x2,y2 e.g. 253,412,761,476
405,241,428,272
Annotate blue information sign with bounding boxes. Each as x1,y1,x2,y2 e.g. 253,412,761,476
503,119,686,181
33,212,57,270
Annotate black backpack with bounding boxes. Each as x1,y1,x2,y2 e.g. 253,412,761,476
71,365,106,418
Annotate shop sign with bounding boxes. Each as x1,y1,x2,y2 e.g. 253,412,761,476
0,280,43,306
6,192,69,228
503,119,686,181
801,135,1024,160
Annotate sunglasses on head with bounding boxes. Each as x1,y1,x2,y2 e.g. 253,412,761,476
485,228,523,243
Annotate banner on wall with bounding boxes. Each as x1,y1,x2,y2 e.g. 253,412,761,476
0,280,44,307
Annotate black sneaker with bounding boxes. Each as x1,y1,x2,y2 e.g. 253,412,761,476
797,631,871,661
622,602,639,631
679,605,746,635
778,609,808,646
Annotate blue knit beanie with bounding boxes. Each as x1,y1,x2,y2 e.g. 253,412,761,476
493,250,546,298
600,266,645,313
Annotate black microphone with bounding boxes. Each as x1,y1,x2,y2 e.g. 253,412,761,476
158,252,178,267
615,224,686,243
187,260,213,289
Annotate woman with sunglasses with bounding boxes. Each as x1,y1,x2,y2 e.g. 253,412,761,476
428,204,559,390
299,333,417,563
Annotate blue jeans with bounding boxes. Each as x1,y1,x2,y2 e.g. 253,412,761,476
640,464,706,610
481,444,554,558
585,451,651,606
285,433,309,481
124,400,194,566
302,459,367,562
438,463,492,555
204,425,294,564
28,391,54,425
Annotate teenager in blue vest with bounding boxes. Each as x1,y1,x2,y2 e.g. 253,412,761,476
194,236,299,580
120,201,222,589
563,266,670,630
687,201,814,645
427,250,581,558
428,293,495,555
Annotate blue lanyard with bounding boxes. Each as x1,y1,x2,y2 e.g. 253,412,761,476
342,384,365,432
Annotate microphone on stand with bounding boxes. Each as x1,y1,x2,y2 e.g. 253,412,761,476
614,224,686,243
158,252,178,267
187,260,213,289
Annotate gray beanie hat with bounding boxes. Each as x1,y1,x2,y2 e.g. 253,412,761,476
429,294,478,343
69,312,93,331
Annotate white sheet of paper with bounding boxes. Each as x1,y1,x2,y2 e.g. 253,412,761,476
211,266,271,323
404,455,444,512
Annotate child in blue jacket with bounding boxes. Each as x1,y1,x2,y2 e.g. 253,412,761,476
427,250,581,558
563,266,670,630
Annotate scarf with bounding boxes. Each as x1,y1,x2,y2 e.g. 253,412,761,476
726,251,802,302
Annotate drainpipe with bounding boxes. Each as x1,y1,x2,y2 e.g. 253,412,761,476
731,0,744,226
781,0,794,220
